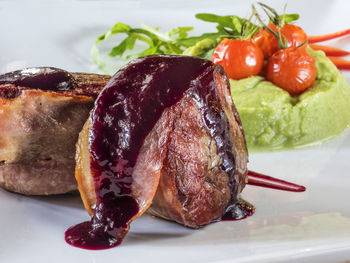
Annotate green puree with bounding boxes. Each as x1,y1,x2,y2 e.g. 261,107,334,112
230,47,350,151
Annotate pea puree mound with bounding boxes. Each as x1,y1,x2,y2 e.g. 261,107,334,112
230,47,350,151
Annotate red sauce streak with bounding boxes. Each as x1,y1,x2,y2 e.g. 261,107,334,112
0,67,76,98
220,199,255,221
65,55,244,250
219,171,305,222
247,170,306,192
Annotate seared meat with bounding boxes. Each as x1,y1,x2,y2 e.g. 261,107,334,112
70,55,248,249
0,68,110,195
148,89,247,228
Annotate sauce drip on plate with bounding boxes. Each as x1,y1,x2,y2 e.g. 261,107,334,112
65,55,246,250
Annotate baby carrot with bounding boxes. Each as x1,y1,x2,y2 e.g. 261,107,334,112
328,56,350,70
308,28,350,43
309,44,350,57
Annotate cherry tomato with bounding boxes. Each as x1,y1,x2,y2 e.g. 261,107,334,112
252,24,279,58
265,46,317,95
211,39,264,80
253,23,308,58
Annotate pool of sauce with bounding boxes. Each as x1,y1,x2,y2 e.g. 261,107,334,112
65,55,245,250
220,171,306,222
64,55,306,249
221,199,255,221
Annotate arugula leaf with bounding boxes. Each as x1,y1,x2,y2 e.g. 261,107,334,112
92,8,300,75
280,13,299,24
169,26,194,39
183,38,218,58
195,13,260,37
176,32,221,47
256,2,299,26
109,36,136,57
94,22,198,61
140,25,193,54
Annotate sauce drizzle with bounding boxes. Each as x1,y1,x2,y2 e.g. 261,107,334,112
0,67,76,97
65,55,244,250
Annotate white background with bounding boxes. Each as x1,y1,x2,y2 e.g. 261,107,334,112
1,1,350,262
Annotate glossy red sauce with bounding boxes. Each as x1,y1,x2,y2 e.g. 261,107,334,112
0,84,22,99
0,63,305,249
0,67,76,98
220,199,255,221
220,172,306,222
65,55,244,250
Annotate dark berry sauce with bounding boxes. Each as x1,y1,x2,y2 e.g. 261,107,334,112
218,171,306,223
218,171,305,222
65,55,245,250
0,67,76,98
65,221,119,250
221,199,255,221
0,84,22,99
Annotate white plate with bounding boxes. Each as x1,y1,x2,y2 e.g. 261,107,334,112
1,1,350,262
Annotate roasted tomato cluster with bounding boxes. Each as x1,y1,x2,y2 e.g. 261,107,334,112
212,23,317,95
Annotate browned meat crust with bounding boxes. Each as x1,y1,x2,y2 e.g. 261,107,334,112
0,71,110,195
147,78,248,228
147,96,232,227
75,56,248,229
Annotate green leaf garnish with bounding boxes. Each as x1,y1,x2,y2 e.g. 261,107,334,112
280,13,299,24
195,13,260,37
91,5,300,74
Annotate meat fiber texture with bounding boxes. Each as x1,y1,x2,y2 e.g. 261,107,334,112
76,55,248,229
0,69,110,195
147,85,248,228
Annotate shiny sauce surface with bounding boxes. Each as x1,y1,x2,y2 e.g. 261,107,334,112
0,67,76,99
65,55,246,249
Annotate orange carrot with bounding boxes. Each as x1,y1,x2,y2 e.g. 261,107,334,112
308,28,350,43
309,44,350,57
328,56,350,70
